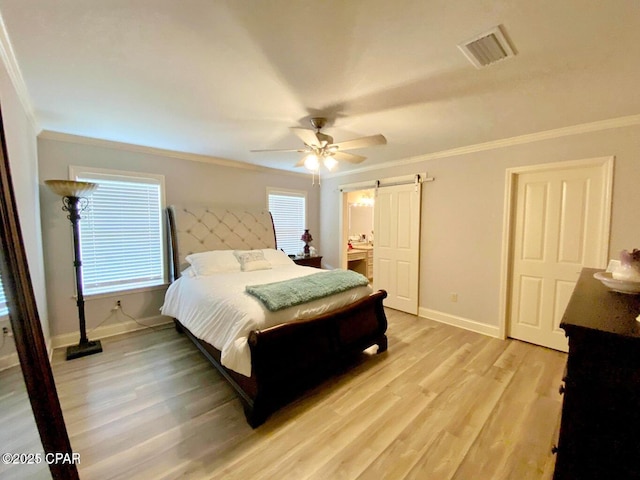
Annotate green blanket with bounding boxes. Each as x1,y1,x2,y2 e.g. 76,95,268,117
246,269,370,312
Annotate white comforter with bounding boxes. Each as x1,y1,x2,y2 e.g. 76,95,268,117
161,264,372,377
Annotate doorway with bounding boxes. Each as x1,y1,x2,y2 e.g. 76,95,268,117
340,175,424,315
502,157,613,351
344,189,375,281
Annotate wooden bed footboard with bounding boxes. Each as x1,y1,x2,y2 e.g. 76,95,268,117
176,289,388,427
249,289,388,376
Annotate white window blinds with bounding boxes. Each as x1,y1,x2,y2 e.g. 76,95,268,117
72,168,165,295
268,190,306,255
0,278,7,316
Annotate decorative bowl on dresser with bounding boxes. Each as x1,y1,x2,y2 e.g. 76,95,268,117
554,268,640,480
292,255,322,268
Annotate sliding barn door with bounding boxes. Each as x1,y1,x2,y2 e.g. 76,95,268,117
373,183,421,314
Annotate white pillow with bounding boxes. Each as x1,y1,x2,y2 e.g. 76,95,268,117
180,266,196,278
233,250,272,272
262,248,295,267
185,250,240,276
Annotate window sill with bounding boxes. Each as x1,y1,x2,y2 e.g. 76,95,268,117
80,284,169,301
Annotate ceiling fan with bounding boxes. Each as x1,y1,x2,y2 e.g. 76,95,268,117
251,117,387,171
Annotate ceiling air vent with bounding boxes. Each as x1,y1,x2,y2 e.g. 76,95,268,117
458,25,516,68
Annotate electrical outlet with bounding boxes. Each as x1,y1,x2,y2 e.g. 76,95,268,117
450,292,458,303
112,300,122,312
2,326,12,337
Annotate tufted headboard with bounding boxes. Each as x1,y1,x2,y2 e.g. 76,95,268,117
167,205,277,281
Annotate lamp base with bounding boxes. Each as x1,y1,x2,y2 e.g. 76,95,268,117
66,340,103,360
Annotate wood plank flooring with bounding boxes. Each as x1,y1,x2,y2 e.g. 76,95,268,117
0,358,50,479
1,309,567,479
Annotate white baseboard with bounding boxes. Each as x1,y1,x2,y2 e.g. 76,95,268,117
51,315,173,349
0,352,19,371
47,338,53,362
418,307,501,338
0,335,93,371
0,336,55,372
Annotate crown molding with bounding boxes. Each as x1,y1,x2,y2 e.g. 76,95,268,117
34,111,640,181
38,130,309,178
329,113,640,179
0,12,40,135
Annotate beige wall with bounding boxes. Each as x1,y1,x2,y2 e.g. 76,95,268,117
37,137,320,339
0,56,49,361
319,123,640,331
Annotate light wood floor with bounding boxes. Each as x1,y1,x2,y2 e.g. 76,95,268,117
2,309,567,479
0,356,50,479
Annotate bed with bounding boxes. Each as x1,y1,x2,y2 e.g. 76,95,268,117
162,205,388,427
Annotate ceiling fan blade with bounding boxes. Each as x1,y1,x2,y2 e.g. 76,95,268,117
331,134,387,151
291,127,321,147
333,151,367,164
250,148,306,153
294,157,306,167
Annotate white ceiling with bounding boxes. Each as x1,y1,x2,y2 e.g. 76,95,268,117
1,0,639,173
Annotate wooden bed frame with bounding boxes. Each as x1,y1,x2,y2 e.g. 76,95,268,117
166,205,388,427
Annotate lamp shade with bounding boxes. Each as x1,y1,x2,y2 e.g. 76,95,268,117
300,229,313,243
45,180,98,198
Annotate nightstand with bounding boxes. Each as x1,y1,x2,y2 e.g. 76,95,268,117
292,255,322,268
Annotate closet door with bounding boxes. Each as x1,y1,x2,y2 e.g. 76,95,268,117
507,159,611,351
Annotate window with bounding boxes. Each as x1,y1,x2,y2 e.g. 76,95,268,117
267,188,306,255
0,278,7,316
70,166,166,296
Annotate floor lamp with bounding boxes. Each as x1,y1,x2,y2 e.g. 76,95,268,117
45,179,103,360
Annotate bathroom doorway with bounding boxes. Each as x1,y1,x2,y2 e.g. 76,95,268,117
339,174,424,315
342,189,375,281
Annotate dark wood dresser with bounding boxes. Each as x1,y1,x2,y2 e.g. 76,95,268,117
292,255,322,268
554,268,640,480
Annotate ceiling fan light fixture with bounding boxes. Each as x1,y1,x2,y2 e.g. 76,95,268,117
303,154,319,171
323,156,338,171
251,117,386,173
